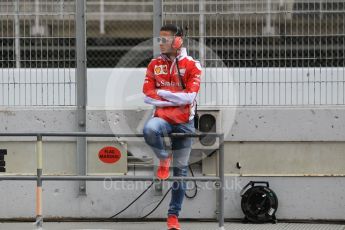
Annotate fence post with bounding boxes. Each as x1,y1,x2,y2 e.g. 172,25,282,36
199,0,205,67
153,0,162,57
152,0,163,195
76,0,87,196
35,135,43,228
218,134,225,229
100,0,105,34
14,0,20,68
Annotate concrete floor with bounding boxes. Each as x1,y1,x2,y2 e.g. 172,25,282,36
0,222,345,230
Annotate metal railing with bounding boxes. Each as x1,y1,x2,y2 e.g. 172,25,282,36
0,132,225,230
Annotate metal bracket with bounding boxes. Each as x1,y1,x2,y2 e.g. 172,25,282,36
153,161,163,196
154,179,163,196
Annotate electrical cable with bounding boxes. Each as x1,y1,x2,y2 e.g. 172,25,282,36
141,164,199,218
109,181,154,219
140,187,172,219
184,165,198,199
110,164,199,219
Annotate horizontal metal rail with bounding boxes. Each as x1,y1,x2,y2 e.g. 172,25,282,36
0,175,220,182
0,132,221,137
0,131,225,230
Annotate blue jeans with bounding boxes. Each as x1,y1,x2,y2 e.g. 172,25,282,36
143,117,195,217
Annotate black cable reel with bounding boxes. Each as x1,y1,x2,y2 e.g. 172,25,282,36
240,181,278,224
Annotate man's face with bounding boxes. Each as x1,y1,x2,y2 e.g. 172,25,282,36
158,30,174,55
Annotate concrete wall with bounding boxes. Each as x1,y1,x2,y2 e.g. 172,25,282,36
0,67,344,220
1,141,127,175
0,108,345,220
1,176,345,220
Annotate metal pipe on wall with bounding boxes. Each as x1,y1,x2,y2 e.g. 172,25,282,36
76,0,87,196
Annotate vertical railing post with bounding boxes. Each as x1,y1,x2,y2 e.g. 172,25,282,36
100,0,105,34
218,134,225,229
153,0,162,56
199,0,205,67
153,0,163,195
14,0,20,68
35,135,43,228
76,0,87,196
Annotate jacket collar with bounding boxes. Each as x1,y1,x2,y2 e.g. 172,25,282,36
176,47,187,60
159,47,187,61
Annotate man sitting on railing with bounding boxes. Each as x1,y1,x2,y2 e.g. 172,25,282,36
142,24,202,230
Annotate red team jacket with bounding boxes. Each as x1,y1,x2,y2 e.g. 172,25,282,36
143,48,202,124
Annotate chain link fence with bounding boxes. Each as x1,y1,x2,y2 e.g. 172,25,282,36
163,0,345,105
0,0,76,106
0,0,344,106
86,0,153,67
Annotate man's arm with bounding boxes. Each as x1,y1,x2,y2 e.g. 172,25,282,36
142,60,179,107
157,90,196,105
158,60,202,105
144,96,178,107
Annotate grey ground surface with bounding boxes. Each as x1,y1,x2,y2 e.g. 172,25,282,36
0,222,345,230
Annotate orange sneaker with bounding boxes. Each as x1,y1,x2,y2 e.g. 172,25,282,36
167,214,180,230
157,155,172,180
